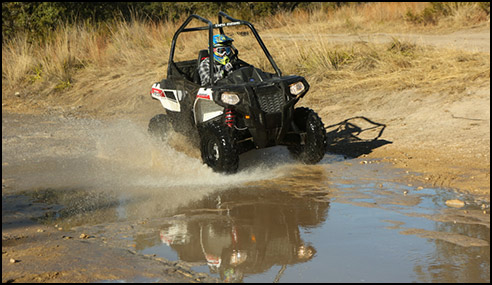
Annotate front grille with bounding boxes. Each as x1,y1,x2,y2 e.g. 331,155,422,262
256,85,285,114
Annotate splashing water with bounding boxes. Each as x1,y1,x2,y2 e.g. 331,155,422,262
91,119,288,191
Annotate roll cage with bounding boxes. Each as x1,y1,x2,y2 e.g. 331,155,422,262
167,11,282,86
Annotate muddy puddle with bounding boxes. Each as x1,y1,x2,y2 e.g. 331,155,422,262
2,114,490,282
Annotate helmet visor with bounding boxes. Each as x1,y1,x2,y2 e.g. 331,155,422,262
214,46,232,57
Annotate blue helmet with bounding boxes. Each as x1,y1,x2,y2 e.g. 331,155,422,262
212,34,234,65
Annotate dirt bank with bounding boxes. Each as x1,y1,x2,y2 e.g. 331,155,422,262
313,85,490,200
301,27,490,199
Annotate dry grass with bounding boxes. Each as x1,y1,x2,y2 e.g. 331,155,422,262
264,2,489,33
264,2,430,33
2,35,36,85
264,30,489,100
1,2,490,103
2,20,176,93
277,43,488,117
436,2,491,29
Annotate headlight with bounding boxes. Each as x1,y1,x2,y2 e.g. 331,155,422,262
221,92,240,105
289,82,305,96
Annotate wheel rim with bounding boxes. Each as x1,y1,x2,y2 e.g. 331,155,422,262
207,140,220,161
212,143,220,160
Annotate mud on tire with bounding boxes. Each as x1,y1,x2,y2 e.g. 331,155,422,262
288,107,326,164
199,122,239,174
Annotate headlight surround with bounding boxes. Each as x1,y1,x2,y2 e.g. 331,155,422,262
221,92,240,105
289,82,305,96
151,88,164,98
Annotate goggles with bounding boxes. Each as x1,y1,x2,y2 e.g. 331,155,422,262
214,46,232,57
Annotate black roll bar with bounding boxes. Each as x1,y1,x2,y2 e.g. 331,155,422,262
168,14,214,83
217,12,282,77
168,11,282,86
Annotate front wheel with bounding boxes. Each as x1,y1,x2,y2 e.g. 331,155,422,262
199,122,239,174
288,107,326,164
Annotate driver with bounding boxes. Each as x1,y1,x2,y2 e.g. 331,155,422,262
199,34,236,85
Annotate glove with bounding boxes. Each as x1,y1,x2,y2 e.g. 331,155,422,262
224,62,233,72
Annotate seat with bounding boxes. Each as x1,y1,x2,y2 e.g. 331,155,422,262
193,49,209,84
198,49,209,63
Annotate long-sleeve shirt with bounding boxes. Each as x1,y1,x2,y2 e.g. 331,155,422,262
198,57,224,85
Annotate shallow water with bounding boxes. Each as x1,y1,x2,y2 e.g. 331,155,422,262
2,114,490,283
133,153,489,283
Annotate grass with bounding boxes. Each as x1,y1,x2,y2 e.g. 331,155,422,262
267,32,488,97
1,2,490,101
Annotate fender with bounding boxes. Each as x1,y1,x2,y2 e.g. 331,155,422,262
150,82,183,112
193,87,223,124
196,87,214,100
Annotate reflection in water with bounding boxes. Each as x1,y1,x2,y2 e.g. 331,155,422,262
14,160,489,283
138,187,330,282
